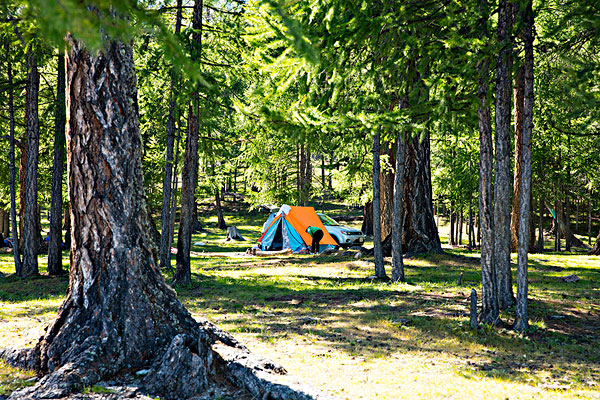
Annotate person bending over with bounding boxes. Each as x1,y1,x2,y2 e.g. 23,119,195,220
306,226,324,254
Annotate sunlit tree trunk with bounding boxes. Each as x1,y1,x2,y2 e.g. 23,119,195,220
511,65,524,252
391,130,406,282
372,130,385,278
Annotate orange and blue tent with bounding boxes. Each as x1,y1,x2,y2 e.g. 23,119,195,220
258,205,337,253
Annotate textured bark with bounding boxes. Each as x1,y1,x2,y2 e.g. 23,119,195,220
48,53,66,276
159,0,182,271
379,142,394,240
402,130,442,255
372,130,386,278
21,46,40,277
6,38,22,275
361,201,373,236
494,0,515,310
450,202,455,245
510,65,525,252
174,0,202,285
174,105,199,285
391,130,406,283
537,195,544,253
514,1,533,333
477,0,498,325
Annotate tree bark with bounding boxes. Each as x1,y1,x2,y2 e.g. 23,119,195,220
21,45,40,277
6,37,22,275
47,53,66,276
372,130,386,278
590,231,600,255
380,141,394,240
450,202,455,245
391,130,406,283
494,0,515,310
402,130,442,255
477,0,498,325
159,0,183,272
588,194,592,245
174,0,202,285
510,65,525,252
361,201,373,236
537,194,544,253
514,0,533,333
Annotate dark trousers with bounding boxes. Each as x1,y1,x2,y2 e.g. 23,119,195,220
311,229,324,253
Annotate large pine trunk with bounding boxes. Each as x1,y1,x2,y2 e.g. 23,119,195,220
402,130,442,255
477,0,499,325
494,0,515,310
21,46,40,277
361,201,373,236
47,53,66,276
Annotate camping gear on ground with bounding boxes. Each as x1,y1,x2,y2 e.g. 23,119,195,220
258,205,337,253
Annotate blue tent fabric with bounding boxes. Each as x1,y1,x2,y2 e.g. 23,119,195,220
260,215,310,253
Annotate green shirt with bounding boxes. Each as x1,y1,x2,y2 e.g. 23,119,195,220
306,226,322,237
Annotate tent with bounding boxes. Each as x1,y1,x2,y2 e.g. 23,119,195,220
258,205,337,253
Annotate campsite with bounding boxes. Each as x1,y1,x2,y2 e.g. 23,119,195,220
1,1,600,399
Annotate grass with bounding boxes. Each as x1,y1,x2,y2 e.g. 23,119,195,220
0,203,599,399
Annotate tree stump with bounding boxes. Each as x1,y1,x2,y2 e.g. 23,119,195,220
470,289,478,330
226,226,245,241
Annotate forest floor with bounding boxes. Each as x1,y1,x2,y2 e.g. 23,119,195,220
0,202,599,399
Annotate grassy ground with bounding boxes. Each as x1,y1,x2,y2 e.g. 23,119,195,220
1,204,599,399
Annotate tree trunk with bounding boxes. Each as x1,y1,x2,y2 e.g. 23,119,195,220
510,65,525,253
169,107,182,266
372,130,386,278
402,131,442,255
494,0,515,310
6,38,22,275
450,202,455,245
380,141,394,240
159,0,183,272
391,130,406,283
537,194,544,253
468,194,473,251
21,45,40,277
174,0,202,285
588,194,592,245
590,231,600,255
215,188,227,230
478,0,499,325
514,1,533,333
361,201,373,236
48,53,66,276
459,208,464,246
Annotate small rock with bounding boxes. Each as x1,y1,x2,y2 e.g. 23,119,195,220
561,274,580,283
321,247,336,255
354,251,362,260
134,369,151,376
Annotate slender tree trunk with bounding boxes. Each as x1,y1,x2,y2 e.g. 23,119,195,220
588,193,592,245
215,188,227,230
450,202,455,245
392,130,406,283
380,142,394,240
514,1,533,332
459,208,464,245
478,0,498,325
174,0,202,285
565,139,572,252
372,130,386,278
160,0,183,271
554,197,560,251
22,45,40,277
537,194,544,253
6,38,22,275
494,0,515,310
468,194,473,251
575,199,579,232
402,130,442,254
48,53,67,276
169,107,182,262
511,65,525,252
